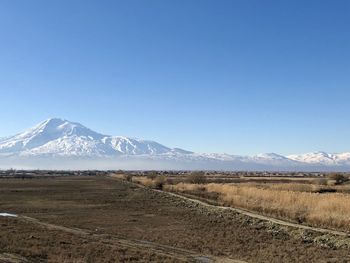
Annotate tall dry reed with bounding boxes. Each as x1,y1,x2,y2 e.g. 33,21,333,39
166,183,350,231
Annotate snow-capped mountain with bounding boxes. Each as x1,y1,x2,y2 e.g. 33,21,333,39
249,153,300,166
288,152,350,166
0,118,349,171
0,118,188,157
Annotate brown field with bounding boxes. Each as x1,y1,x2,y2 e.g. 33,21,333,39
0,175,350,262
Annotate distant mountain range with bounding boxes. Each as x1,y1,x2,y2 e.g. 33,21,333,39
0,118,349,171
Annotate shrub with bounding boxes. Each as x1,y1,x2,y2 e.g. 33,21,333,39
328,173,348,185
165,178,175,185
153,176,166,190
314,178,328,186
146,171,158,180
125,174,133,182
186,171,206,184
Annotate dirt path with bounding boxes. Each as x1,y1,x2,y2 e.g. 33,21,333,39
157,189,350,237
0,253,33,263
16,215,244,263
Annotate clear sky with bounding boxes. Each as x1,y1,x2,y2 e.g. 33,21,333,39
0,0,349,155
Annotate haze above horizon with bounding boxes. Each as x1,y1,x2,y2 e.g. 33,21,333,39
0,0,349,155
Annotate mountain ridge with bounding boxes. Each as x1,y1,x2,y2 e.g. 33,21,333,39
0,118,191,157
0,118,349,171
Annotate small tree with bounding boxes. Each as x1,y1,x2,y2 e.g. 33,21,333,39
328,173,348,185
165,177,175,185
153,176,166,190
146,171,158,180
125,174,133,182
314,178,327,186
186,171,206,184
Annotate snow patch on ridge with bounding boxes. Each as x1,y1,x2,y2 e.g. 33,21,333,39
0,213,17,217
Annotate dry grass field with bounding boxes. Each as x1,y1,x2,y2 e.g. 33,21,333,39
165,182,350,232
127,173,350,232
1,175,350,262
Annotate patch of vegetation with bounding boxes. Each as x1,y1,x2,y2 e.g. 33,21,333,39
186,171,206,184
328,173,348,185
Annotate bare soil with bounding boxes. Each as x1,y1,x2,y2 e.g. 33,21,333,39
0,176,349,262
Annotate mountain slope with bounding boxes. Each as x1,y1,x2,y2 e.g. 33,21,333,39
288,152,350,166
0,118,349,171
0,118,186,157
0,118,103,154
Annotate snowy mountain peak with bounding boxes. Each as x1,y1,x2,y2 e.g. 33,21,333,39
0,118,106,154
0,118,349,170
287,151,350,165
0,118,181,157
30,118,104,138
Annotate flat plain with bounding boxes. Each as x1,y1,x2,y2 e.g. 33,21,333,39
0,175,350,262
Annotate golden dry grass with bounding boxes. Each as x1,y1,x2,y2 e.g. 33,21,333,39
245,182,350,193
109,173,126,180
166,183,350,232
257,183,322,192
111,173,150,185
132,176,155,187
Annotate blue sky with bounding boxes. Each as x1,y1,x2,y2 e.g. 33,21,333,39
0,0,349,155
